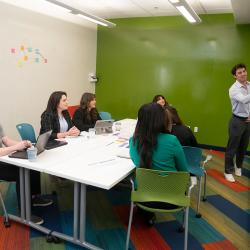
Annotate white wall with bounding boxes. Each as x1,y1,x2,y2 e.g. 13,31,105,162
0,2,97,139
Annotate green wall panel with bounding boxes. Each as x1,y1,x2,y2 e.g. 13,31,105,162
96,14,250,148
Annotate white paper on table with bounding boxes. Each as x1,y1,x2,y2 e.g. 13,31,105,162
116,147,130,159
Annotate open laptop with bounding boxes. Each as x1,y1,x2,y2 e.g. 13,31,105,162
9,130,52,159
94,120,113,135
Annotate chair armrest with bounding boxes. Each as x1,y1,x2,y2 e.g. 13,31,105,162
202,154,213,167
130,178,135,191
187,177,196,197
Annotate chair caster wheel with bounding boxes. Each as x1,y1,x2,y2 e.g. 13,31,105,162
196,213,202,218
4,220,10,228
46,235,54,243
178,226,184,233
52,236,61,244
46,234,61,244
52,191,57,195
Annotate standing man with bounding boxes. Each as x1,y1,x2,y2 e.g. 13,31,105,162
224,63,250,182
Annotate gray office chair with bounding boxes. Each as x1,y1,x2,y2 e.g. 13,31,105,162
0,181,10,227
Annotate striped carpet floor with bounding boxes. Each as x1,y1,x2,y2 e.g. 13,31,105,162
0,151,249,250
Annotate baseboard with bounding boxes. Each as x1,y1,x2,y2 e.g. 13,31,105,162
198,144,250,156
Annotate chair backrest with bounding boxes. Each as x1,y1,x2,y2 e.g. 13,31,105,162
16,123,37,143
68,105,80,118
132,168,190,207
182,146,203,167
99,111,112,120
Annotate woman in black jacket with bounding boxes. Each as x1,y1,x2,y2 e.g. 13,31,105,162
72,92,101,131
40,91,80,140
166,106,198,147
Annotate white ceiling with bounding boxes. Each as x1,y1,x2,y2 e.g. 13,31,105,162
0,0,249,27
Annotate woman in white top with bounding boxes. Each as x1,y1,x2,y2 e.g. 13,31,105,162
40,91,80,140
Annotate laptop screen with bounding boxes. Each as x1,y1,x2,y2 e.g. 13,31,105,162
94,120,113,134
35,130,52,154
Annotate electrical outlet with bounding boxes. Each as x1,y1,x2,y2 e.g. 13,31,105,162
194,127,198,133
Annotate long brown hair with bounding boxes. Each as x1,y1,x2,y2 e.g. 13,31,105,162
79,92,98,121
152,94,168,106
46,91,67,114
165,106,183,125
133,103,169,168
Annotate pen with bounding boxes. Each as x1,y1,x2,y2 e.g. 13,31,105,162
88,158,116,166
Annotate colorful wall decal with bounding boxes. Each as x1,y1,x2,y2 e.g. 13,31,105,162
10,45,48,67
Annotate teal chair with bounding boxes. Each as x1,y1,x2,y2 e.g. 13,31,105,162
126,169,194,250
99,111,112,120
16,123,36,143
183,146,212,218
0,181,10,227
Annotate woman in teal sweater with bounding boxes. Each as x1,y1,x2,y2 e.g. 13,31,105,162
129,103,188,172
129,103,188,225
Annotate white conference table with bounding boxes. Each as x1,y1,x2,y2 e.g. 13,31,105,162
0,132,135,250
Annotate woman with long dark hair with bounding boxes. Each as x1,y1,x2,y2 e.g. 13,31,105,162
166,106,198,147
130,103,188,171
72,92,101,131
40,91,80,140
152,94,168,108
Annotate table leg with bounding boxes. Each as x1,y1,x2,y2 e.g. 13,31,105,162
73,182,80,240
24,168,31,221
19,167,25,220
79,184,86,242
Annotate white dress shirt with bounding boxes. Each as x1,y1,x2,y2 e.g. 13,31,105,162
229,81,250,118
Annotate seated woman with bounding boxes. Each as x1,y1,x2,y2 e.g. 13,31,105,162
152,94,168,109
130,103,188,172
0,124,52,225
129,103,188,225
72,92,101,132
166,106,198,147
40,91,80,139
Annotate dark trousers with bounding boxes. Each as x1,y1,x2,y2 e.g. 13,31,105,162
0,162,41,208
225,116,250,174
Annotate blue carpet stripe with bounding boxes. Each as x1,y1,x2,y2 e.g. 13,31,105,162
175,209,225,244
106,188,130,205
31,195,62,238
156,220,203,250
207,195,250,233
61,211,100,249
242,167,250,178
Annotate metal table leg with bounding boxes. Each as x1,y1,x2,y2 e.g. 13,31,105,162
24,168,31,221
79,184,86,243
73,182,80,240
19,167,26,220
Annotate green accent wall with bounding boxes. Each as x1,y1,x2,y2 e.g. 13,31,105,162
96,14,250,148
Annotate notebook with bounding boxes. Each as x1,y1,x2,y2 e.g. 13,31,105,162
94,120,113,135
9,130,52,159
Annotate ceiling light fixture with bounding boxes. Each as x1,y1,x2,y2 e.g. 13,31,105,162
45,0,116,28
76,14,108,27
168,0,201,24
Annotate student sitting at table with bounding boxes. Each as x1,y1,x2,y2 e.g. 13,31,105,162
166,106,198,147
72,92,101,132
40,91,80,139
152,94,169,109
130,103,188,172
0,124,52,225
129,103,189,225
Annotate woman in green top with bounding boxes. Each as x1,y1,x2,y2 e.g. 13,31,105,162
129,103,188,172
